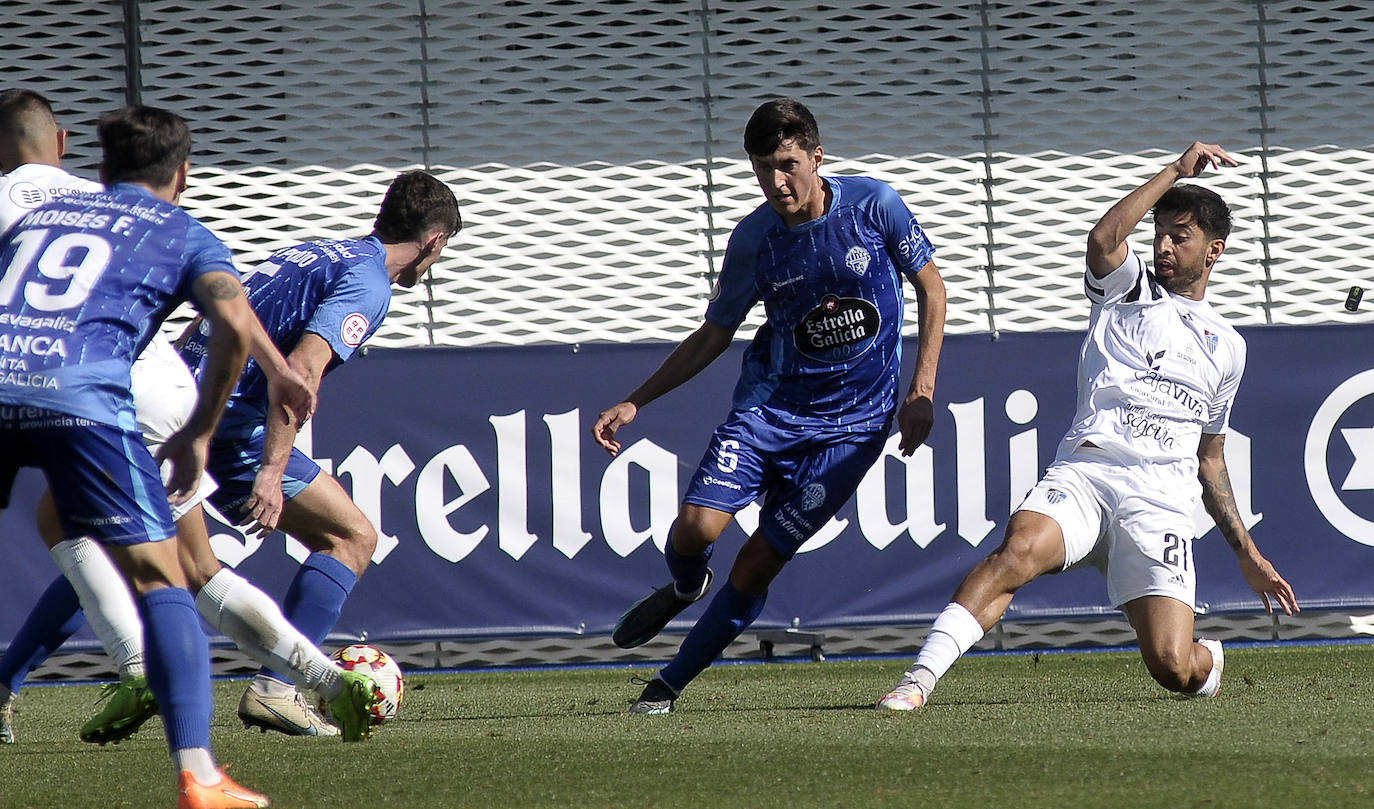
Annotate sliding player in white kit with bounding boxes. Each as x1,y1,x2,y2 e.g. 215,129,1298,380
0,90,378,751
877,142,1300,711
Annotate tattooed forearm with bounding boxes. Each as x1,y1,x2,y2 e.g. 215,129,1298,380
1200,462,1246,550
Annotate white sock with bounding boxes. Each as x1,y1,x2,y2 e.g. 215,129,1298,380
1191,666,1221,698
195,569,341,699
49,538,144,680
172,747,220,784
912,602,986,681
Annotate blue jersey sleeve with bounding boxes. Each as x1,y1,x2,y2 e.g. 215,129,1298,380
304,268,390,362
705,208,769,330
867,181,935,278
177,218,238,303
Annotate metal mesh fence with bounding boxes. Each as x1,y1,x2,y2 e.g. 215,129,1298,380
3,0,1370,348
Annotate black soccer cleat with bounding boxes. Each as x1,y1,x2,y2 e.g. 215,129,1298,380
611,568,714,649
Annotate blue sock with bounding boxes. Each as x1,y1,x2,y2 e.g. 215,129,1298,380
665,538,712,596
659,580,766,693
138,587,210,751
259,552,356,681
0,575,86,695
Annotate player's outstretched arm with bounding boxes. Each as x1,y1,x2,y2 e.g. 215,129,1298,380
158,271,254,503
897,260,946,456
590,321,735,456
242,332,334,536
1086,142,1239,278
1197,433,1299,615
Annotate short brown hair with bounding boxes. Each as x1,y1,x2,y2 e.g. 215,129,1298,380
96,106,191,186
372,170,461,243
743,98,821,156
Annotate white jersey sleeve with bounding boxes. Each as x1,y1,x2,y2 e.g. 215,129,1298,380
1085,249,1159,307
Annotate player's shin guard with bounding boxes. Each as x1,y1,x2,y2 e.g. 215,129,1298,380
196,568,341,700
138,587,211,751
261,553,355,682
51,537,144,679
0,574,87,695
664,537,713,599
659,581,766,693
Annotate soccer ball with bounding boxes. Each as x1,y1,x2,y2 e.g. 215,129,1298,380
327,643,405,725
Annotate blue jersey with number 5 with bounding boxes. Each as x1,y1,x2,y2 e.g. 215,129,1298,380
0,184,235,427
706,176,935,433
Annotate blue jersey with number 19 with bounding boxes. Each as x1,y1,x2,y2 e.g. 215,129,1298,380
706,175,935,433
0,183,236,428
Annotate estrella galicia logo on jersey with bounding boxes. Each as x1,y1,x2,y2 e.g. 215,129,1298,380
793,295,880,362
801,483,827,511
1305,369,1374,547
341,313,369,348
844,246,871,276
8,181,47,208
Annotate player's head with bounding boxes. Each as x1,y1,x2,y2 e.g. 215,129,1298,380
1151,184,1232,296
0,88,66,172
96,106,192,199
743,99,826,226
372,170,461,288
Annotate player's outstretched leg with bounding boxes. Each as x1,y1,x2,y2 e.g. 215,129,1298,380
877,602,985,711
0,572,88,743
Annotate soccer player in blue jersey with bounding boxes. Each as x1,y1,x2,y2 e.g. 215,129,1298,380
177,170,460,736
0,105,270,807
591,98,947,713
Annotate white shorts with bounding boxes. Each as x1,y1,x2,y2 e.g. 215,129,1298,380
131,337,217,522
1015,445,1200,609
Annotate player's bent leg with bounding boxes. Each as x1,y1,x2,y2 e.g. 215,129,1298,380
879,511,1068,711
276,472,377,574
237,474,374,736
632,532,782,713
612,505,733,650
1123,595,1215,694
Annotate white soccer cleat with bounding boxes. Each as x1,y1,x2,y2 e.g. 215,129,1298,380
876,679,927,711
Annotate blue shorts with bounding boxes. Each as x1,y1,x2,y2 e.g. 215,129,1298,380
206,426,321,520
683,409,885,558
0,407,176,545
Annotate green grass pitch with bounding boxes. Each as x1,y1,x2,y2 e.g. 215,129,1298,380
1,644,1371,808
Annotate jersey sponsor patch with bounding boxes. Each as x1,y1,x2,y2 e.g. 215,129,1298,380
792,294,881,362
340,313,369,347
7,181,48,209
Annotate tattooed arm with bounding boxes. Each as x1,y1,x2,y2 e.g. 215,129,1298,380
1197,432,1299,615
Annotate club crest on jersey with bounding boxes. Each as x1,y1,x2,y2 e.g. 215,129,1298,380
801,483,827,511
1203,330,1219,354
844,245,872,276
1045,488,1067,505
341,313,369,348
793,294,881,362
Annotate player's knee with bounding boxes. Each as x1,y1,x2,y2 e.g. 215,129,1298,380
1142,647,1193,692
984,540,1047,588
